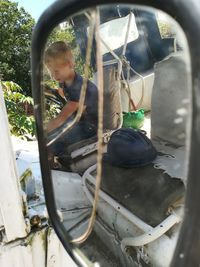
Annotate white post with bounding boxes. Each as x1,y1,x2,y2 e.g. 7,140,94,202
0,83,27,241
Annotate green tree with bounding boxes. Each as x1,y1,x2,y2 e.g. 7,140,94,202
0,0,35,95
2,81,36,139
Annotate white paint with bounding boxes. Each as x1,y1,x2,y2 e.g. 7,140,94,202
0,227,77,267
176,108,187,116
141,114,151,138
47,228,77,267
174,117,183,124
0,244,34,267
120,72,155,112
51,170,90,210
29,229,46,267
153,140,187,183
99,13,139,55
0,209,4,229
121,212,181,248
0,84,27,241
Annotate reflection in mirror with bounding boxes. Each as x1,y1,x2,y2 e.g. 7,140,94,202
42,5,191,266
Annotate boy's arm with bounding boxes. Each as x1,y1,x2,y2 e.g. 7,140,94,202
47,101,85,133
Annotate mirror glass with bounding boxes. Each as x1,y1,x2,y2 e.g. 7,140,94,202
42,4,191,266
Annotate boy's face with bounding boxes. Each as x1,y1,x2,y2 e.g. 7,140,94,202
46,57,73,83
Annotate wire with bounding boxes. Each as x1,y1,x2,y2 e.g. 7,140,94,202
129,65,145,109
121,66,137,111
100,38,122,77
122,12,133,56
120,10,145,110
71,7,104,244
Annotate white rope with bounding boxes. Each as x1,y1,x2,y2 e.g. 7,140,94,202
122,12,133,56
129,65,145,109
71,7,104,244
99,36,122,76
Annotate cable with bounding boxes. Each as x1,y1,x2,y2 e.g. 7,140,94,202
71,7,104,244
122,12,133,56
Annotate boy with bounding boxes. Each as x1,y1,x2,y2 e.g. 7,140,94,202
44,41,98,157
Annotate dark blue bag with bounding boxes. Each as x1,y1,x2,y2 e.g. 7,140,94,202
105,128,157,168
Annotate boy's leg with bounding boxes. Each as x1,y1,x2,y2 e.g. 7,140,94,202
48,121,97,157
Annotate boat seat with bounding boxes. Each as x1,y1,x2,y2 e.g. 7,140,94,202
92,160,185,227
93,53,188,226
151,52,190,146
58,131,111,173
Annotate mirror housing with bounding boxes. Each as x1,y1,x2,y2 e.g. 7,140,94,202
31,0,200,266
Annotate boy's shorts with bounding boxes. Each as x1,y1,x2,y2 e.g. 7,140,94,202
48,121,97,156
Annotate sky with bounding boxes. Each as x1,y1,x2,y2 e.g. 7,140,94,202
11,0,56,21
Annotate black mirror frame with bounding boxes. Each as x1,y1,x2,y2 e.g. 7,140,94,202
31,0,200,266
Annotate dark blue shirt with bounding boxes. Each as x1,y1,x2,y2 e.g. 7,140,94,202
61,73,98,127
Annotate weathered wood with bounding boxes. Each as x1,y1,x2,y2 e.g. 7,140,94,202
0,84,27,241
47,228,77,267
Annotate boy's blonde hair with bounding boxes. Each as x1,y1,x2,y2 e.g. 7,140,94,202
44,41,74,65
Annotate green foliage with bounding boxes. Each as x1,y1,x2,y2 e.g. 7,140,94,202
157,20,174,39
2,81,36,139
42,79,63,121
0,0,35,96
43,79,59,89
45,101,60,121
48,24,76,48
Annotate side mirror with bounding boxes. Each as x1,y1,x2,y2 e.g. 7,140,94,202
31,1,200,266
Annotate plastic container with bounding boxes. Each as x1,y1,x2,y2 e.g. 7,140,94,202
122,109,145,129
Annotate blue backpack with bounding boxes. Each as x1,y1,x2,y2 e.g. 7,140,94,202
105,128,157,168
